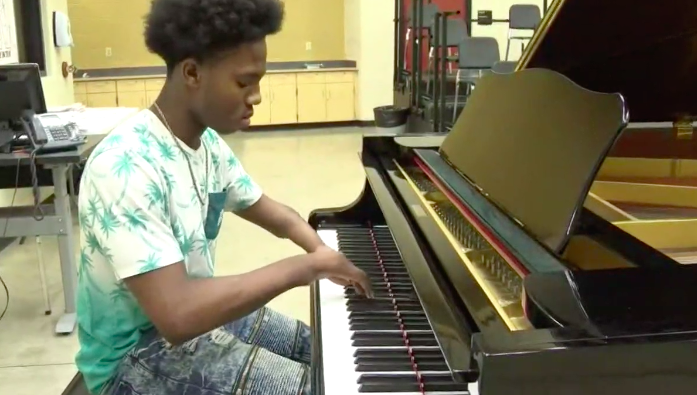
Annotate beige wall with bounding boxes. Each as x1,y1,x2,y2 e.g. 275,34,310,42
0,0,74,208
67,0,346,69
345,0,395,121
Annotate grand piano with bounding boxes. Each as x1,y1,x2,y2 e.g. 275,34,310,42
308,0,697,394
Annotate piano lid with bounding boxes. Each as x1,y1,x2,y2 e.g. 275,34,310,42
517,0,697,123
439,69,627,253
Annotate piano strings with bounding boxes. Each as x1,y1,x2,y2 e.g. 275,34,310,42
393,158,532,331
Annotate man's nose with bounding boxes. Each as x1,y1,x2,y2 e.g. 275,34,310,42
248,91,262,106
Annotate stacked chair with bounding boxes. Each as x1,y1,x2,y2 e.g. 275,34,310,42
505,4,541,60
451,37,501,121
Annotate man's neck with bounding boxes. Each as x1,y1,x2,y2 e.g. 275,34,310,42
152,86,205,149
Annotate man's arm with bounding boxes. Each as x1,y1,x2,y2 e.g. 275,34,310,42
220,141,324,252
237,195,325,253
126,252,318,345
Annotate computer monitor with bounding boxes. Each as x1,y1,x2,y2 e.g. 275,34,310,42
0,63,47,148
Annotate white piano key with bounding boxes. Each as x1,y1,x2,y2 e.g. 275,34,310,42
318,229,360,395
316,229,469,395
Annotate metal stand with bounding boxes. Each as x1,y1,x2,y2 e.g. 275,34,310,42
36,236,51,315
51,165,78,334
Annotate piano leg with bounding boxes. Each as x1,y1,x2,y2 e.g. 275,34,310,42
312,225,470,395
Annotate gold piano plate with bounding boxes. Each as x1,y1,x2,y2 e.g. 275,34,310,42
395,160,532,332
588,159,697,264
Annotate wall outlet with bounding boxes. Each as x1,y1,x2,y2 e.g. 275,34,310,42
305,42,312,51
105,47,112,57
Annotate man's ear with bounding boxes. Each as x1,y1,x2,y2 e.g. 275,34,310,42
180,58,202,89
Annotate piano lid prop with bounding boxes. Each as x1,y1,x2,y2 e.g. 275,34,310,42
517,0,697,265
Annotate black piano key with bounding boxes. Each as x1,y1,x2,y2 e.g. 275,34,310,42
347,299,423,310
349,314,430,326
354,348,450,372
349,311,426,320
349,320,433,331
357,372,469,393
346,289,416,298
354,347,445,360
351,331,439,347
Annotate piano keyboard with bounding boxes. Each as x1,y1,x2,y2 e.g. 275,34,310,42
317,224,470,395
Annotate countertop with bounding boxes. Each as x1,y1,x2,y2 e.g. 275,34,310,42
74,60,358,81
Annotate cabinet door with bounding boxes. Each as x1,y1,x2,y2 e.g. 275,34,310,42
86,92,118,108
145,90,160,107
251,84,272,126
296,84,326,123
270,84,298,125
325,82,355,122
118,91,147,109
74,93,87,105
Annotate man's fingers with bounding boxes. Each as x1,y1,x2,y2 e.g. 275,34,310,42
329,277,351,286
352,269,373,298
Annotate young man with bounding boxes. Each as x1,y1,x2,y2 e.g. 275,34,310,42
75,0,372,394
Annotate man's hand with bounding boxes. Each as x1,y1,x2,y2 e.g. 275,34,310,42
311,246,373,298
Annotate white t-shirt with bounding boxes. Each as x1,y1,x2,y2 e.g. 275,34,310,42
74,110,263,393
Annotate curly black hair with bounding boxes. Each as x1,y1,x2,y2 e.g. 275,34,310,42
144,0,284,71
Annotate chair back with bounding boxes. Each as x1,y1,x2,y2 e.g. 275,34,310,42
509,4,541,30
429,18,469,46
458,37,501,69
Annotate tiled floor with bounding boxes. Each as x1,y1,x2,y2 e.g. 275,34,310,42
0,127,367,394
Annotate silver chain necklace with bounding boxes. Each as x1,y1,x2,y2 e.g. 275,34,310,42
153,102,209,208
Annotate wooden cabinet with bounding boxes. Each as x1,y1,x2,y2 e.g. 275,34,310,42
270,83,298,124
74,70,357,125
297,71,356,123
145,90,159,107
117,91,147,108
75,80,118,108
251,79,272,126
252,74,299,126
145,78,165,107
326,83,355,122
86,92,118,107
297,84,326,123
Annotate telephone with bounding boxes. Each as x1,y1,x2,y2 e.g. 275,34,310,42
23,112,86,153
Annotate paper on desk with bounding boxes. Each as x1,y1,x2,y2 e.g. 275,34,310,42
49,107,140,135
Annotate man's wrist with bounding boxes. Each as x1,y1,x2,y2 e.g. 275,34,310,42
308,243,328,253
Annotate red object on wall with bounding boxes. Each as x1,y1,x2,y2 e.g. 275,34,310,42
402,0,466,73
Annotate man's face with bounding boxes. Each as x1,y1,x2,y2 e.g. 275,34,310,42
191,40,267,134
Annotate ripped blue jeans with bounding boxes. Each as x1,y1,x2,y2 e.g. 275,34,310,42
101,307,312,395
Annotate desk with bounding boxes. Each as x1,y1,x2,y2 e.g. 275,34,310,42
0,107,138,334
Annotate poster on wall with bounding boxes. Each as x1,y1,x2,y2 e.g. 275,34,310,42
0,0,18,65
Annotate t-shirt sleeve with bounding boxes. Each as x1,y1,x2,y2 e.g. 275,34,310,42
79,149,183,280
219,141,263,212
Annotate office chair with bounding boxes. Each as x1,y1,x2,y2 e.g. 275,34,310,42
505,4,541,61
452,37,501,121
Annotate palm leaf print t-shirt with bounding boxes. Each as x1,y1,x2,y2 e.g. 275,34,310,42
75,110,262,394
